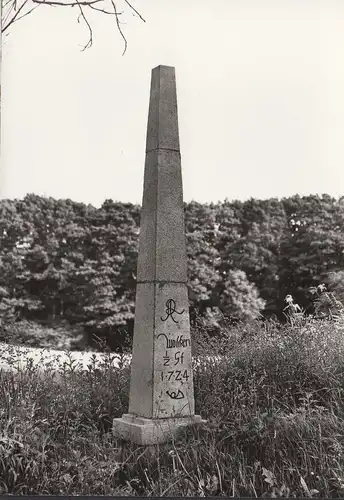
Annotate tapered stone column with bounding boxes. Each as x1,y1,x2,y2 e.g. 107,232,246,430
113,65,206,445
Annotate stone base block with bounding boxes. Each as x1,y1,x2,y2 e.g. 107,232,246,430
113,413,207,445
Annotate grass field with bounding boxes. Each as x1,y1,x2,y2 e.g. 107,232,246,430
1,315,344,496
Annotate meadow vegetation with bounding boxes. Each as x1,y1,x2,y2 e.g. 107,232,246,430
1,292,344,497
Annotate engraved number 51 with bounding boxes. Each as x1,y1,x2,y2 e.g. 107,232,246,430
175,351,184,365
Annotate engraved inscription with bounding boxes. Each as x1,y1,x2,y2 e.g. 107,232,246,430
157,333,191,349
160,298,185,323
160,369,190,382
154,290,194,418
166,389,185,400
163,351,170,366
174,351,184,366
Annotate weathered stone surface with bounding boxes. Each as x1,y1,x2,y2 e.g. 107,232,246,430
127,283,155,418
152,283,194,419
145,65,180,152
113,65,206,445
128,282,194,419
113,413,204,445
137,142,187,282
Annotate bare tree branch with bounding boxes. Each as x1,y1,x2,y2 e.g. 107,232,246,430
3,0,14,9
88,3,118,16
1,0,145,53
32,0,108,7
123,0,144,22
3,0,30,31
3,0,41,31
75,0,93,50
110,0,126,55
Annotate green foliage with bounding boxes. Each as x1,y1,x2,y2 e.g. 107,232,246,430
309,283,344,320
219,269,266,321
1,320,87,350
326,270,344,304
278,194,344,310
1,192,344,350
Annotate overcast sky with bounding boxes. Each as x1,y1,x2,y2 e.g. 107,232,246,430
1,0,344,208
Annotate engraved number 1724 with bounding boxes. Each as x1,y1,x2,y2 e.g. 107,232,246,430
161,370,189,382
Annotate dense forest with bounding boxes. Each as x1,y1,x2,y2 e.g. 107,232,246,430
0,193,343,351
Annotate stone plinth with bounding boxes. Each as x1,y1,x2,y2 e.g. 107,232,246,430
113,65,206,446
113,413,205,445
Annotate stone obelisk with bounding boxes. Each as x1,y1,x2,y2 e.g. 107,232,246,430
113,65,205,445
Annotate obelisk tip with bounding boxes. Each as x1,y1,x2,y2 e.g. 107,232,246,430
152,65,175,72
146,64,179,153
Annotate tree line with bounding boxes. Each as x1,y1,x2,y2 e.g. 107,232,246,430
0,193,343,350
